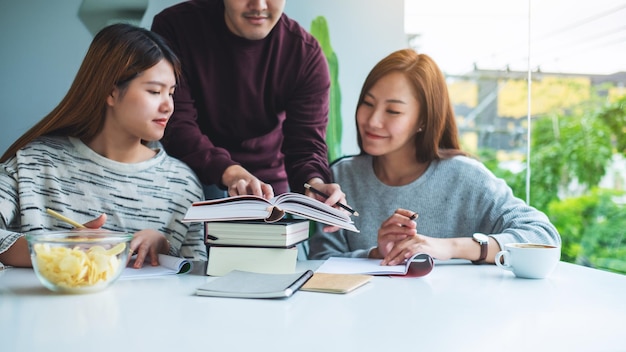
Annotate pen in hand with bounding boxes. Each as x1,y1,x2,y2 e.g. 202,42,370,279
303,183,359,217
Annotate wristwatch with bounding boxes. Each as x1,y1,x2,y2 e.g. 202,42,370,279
472,233,489,264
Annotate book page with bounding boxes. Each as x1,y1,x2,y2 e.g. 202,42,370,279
191,195,271,206
315,253,434,277
120,254,192,279
184,200,273,221
271,193,358,232
183,193,359,232
315,257,408,275
273,193,349,221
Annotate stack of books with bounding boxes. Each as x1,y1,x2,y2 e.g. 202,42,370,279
182,192,360,276
203,219,309,276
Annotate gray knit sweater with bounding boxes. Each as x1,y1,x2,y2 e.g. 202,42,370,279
0,136,206,263
308,154,561,260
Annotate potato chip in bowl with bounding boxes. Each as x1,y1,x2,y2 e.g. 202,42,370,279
25,231,132,293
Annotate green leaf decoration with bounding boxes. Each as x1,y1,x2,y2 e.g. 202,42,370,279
311,16,342,163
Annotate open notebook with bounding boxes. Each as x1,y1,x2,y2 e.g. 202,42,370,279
120,254,192,279
315,252,434,277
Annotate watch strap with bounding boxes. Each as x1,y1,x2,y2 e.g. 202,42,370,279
472,234,488,264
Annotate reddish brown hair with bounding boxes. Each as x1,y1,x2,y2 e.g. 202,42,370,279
356,49,466,162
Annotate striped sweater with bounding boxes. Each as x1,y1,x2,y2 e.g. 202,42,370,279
0,136,206,263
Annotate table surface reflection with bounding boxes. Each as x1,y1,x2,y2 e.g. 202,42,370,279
1,260,625,352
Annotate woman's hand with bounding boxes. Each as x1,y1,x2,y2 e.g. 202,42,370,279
381,235,455,266
82,213,107,229
128,229,170,268
377,210,455,265
376,209,418,261
81,214,169,268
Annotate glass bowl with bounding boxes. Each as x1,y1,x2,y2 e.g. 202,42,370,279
25,231,133,294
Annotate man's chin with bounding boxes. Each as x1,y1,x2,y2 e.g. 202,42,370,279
240,28,273,40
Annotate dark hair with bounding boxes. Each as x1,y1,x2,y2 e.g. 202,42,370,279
1,23,182,162
356,49,466,162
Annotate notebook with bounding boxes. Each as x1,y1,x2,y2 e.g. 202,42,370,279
315,252,434,277
301,273,372,294
121,254,192,279
196,270,314,299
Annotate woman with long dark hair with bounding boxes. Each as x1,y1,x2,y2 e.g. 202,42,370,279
0,23,206,268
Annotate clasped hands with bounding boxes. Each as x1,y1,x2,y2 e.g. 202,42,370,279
374,208,454,266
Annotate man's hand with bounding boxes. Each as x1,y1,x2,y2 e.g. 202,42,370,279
222,165,274,199
304,178,350,232
303,178,346,207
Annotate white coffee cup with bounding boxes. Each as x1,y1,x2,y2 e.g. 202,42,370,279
495,243,560,279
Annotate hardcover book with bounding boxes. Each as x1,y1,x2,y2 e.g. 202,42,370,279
204,218,310,248
183,193,359,233
206,245,299,276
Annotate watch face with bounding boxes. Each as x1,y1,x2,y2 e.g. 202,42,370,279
473,233,489,243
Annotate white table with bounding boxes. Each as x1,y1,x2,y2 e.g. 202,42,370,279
1,260,625,352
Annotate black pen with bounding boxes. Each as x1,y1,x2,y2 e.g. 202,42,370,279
304,183,359,216
402,211,419,227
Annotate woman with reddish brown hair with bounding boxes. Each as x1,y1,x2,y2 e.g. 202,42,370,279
309,49,560,265
0,23,206,268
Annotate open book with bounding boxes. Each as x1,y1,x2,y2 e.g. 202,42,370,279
315,253,434,277
120,254,193,279
183,193,359,233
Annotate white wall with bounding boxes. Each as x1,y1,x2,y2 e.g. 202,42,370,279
0,0,405,156
0,1,92,155
284,0,405,155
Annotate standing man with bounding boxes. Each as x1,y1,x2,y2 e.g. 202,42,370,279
152,0,345,206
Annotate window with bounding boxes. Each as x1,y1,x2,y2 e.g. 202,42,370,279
406,0,626,274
